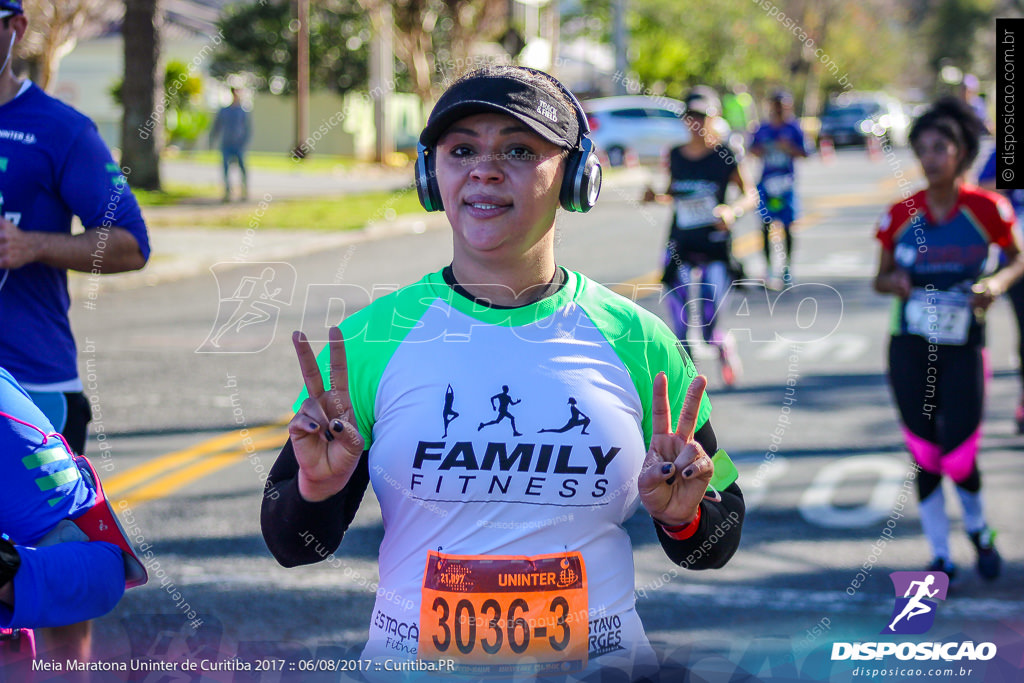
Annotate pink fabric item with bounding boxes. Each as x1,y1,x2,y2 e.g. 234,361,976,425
902,427,941,473
941,429,981,483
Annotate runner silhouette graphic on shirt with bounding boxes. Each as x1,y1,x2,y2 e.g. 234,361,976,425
539,397,591,434
888,574,939,632
477,385,522,436
442,384,459,437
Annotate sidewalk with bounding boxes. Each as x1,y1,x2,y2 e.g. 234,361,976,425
160,156,414,200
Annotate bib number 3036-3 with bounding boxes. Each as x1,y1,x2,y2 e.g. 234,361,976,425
418,550,588,677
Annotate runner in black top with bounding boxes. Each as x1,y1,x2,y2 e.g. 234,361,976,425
644,87,757,387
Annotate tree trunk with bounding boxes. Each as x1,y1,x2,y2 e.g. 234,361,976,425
120,0,162,191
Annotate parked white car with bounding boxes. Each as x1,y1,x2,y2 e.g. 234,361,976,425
582,96,692,166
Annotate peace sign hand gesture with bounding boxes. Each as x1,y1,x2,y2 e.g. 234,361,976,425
288,327,365,502
638,373,714,526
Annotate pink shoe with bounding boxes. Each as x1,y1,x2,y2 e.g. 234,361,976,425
719,333,742,387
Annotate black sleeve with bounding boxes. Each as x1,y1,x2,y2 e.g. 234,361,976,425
260,439,371,568
654,419,746,569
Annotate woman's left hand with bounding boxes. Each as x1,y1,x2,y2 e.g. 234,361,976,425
638,373,714,526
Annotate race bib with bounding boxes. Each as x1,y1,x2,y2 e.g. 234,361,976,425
761,174,794,198
904,288,972,345
419,550,588,677
674,195,718,229
765,150,790,169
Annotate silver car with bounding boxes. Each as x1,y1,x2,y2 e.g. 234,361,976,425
583,96,693,166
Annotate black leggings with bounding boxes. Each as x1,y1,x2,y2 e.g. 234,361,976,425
761,219,793,264
62,391,92,455
1010,276,1024,396
888,335,984,486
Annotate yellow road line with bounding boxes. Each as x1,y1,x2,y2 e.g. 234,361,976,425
115,429,289,507
105,420,287,499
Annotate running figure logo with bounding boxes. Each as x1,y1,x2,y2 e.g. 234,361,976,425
882,571,949,635
198,262,296,353
442,384,459,437
477,385,522,436
539,397,591,435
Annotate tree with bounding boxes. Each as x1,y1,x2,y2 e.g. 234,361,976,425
17,0,121,91
210,0,370,95
111,61,211,150
921,0,995,75
607,0,909,115
357,0,509,104
120,0,162,191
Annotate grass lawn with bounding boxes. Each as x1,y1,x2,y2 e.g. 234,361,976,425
134,183,223,206
144,189,425,231
164,149,409,173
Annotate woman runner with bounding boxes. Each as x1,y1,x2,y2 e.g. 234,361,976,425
873,96,1024,582
262,66,744,679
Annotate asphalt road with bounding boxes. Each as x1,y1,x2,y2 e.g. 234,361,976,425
50,147,1024,683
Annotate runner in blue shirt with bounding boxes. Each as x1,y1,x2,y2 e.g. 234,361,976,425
0,1,149,455
977,147,1024,433
750,90,808,288
0,367,147,669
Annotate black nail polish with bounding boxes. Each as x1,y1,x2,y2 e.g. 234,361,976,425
324,428,335,442
683,466,695,478
661,463,672,474
331,420,344,433
308,421,318,431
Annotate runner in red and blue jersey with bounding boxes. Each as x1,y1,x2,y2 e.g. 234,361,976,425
874,97,1024,583
977,148,1024,432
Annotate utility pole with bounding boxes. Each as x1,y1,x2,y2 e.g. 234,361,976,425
294,0,310,157
370,3,394,164
613,0,627,95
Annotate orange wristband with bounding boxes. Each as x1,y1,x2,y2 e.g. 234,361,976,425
657,505,701,540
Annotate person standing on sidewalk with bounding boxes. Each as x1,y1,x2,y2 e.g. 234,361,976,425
750,90,808,289
210,87,251,202
873,96,1023,582
0,0,150,454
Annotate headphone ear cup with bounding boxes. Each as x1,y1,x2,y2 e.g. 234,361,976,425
559,148,585,212
416,143,443,212
560,138,601,213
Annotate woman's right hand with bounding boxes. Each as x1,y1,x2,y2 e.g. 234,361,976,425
289,327,365,502
887,269,912,299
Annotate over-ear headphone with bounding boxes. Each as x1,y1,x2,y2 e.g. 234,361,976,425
415,69,602,214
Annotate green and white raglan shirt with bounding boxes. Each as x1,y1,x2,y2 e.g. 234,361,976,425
284,268,717,670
